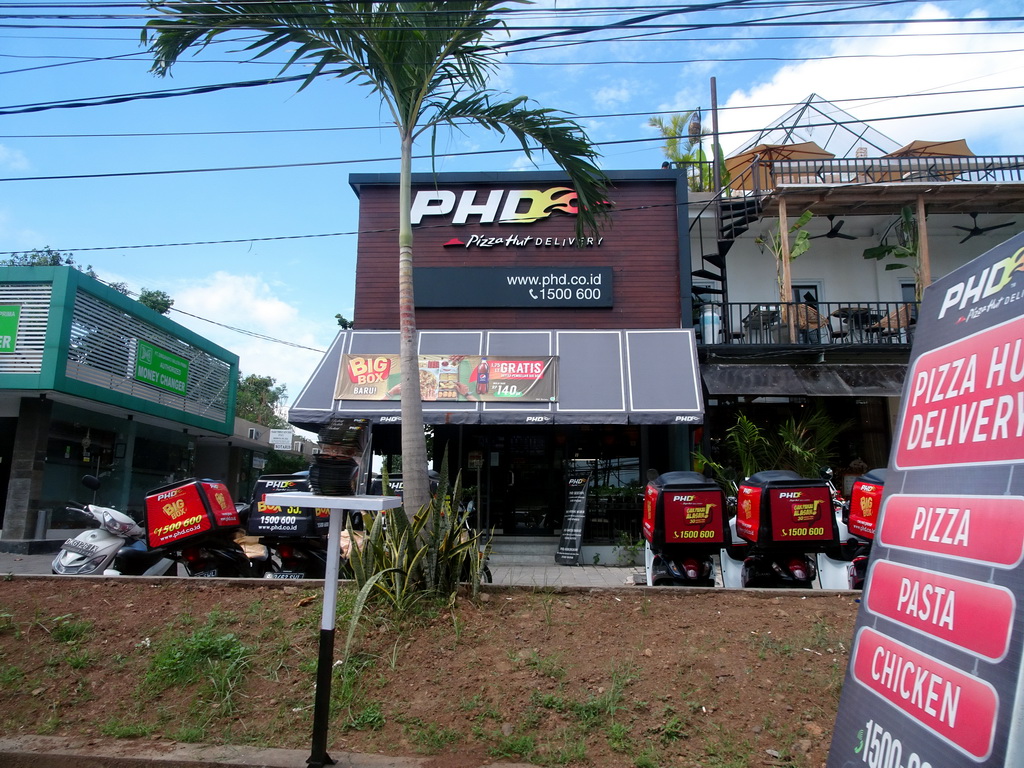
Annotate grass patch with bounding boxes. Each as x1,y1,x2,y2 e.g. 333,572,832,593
400,716,462,753
99,719,155,739
49,615,92,644
144,618,250,718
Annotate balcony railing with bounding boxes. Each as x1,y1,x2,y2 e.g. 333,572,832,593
770,156,1024,187
696,301,919,346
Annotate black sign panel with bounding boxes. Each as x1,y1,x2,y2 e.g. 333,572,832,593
827,232,1024,768
415,267,613,308
556,471,592,565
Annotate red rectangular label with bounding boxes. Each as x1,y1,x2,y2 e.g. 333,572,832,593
851,627,998,760
663,490,725,544
866,560,1015,660
145,483,213,548
895,315,1024,469
848,479,884,539
878,494,1024,567
735,484,763,542
768,486,834,541
642,484,657,543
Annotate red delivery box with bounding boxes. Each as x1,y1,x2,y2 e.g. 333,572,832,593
145,479,240,550
643,471,729,548
736,470,837,547
845,468,886,541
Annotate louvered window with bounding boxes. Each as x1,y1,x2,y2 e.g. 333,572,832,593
0,282,51,374
65,289,232,422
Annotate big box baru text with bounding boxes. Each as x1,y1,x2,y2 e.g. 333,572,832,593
145,479,239,550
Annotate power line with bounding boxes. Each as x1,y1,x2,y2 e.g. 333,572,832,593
4,83,1024,140
3,100,1022,185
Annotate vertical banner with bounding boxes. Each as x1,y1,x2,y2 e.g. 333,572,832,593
556,470,591,565
827,232,1024,768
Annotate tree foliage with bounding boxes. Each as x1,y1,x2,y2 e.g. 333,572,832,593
236,373,289,428
2,248,175,314
144,1,608,514
1,247,95,275
139,289,174,315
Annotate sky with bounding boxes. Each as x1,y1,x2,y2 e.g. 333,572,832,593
2,0,1023,422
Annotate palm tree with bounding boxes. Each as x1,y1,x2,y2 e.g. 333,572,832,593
143,2,608,513
649,112,707,190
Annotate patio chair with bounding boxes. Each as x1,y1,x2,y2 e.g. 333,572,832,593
782,303,830,343
866,304,915,343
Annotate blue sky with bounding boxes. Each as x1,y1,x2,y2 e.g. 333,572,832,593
2,1,1023,413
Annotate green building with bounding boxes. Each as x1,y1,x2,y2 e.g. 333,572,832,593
0,266,241,552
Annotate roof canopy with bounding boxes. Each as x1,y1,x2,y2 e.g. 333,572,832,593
289,329,704,429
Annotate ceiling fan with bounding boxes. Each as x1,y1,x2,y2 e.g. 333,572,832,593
953,212,1017,244
811,215,857,240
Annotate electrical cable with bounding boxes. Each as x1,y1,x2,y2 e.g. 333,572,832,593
3,99,1022,184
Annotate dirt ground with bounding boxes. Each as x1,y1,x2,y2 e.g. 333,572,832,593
0,578,859,768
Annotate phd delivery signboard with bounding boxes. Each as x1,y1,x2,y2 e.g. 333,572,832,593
828,232,1024,768
134,339,189,396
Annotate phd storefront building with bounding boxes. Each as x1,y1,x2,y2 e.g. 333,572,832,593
290,170,704,540
0,266,240,550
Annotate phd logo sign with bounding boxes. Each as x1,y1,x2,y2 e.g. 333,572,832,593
411,187,578,226
828,232,1024,768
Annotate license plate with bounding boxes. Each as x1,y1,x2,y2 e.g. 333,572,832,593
61,538,99,557
192,568,218,577
265,571,306,580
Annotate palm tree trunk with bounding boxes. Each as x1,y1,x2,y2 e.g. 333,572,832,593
397,132,430,514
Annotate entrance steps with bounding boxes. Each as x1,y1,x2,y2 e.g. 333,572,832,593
486,536,558,566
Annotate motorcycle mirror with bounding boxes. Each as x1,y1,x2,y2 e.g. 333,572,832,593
818,467,833,480
81,475,101,491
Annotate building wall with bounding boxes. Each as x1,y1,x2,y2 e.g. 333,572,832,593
353,175,686,330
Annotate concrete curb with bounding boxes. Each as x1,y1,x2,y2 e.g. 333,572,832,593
0,735,540,768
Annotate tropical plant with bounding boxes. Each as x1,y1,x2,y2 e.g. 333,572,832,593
754,210,814,307
347,453,491,612
143,2,608,514
694,407,850,493
862,206,922,300
649,111,728,192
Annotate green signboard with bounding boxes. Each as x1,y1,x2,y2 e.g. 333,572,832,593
0,304,20,353
135,339,189,395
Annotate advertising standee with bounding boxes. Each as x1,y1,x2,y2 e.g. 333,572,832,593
827,233,1024,768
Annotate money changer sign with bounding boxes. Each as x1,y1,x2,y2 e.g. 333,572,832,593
827,232,1024,768
134,339,189,396
0,304,20,353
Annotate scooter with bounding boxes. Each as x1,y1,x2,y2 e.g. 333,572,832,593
727,470,840,589
52,475,176,577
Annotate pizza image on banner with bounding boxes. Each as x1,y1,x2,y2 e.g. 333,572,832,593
334,354,558,403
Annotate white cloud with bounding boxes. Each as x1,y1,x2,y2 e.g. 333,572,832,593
717,5,1024,156
592,80,642,109
163,272,333,410
0,145,29,172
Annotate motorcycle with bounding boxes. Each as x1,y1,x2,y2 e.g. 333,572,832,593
818,467,885,590
52,475,177,577
727,470,840,589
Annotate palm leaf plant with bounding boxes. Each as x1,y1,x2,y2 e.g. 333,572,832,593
143,2,608,514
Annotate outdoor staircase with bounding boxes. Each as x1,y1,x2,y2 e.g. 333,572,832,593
692,194,765,305
486,536,559,566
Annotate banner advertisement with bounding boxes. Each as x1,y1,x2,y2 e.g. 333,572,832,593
335,354,557,403
555,470,591,565
827,232,1024,768
134,339,189,396
0,304,20,353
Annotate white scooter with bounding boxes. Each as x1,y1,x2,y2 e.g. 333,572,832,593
51,476,176,577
